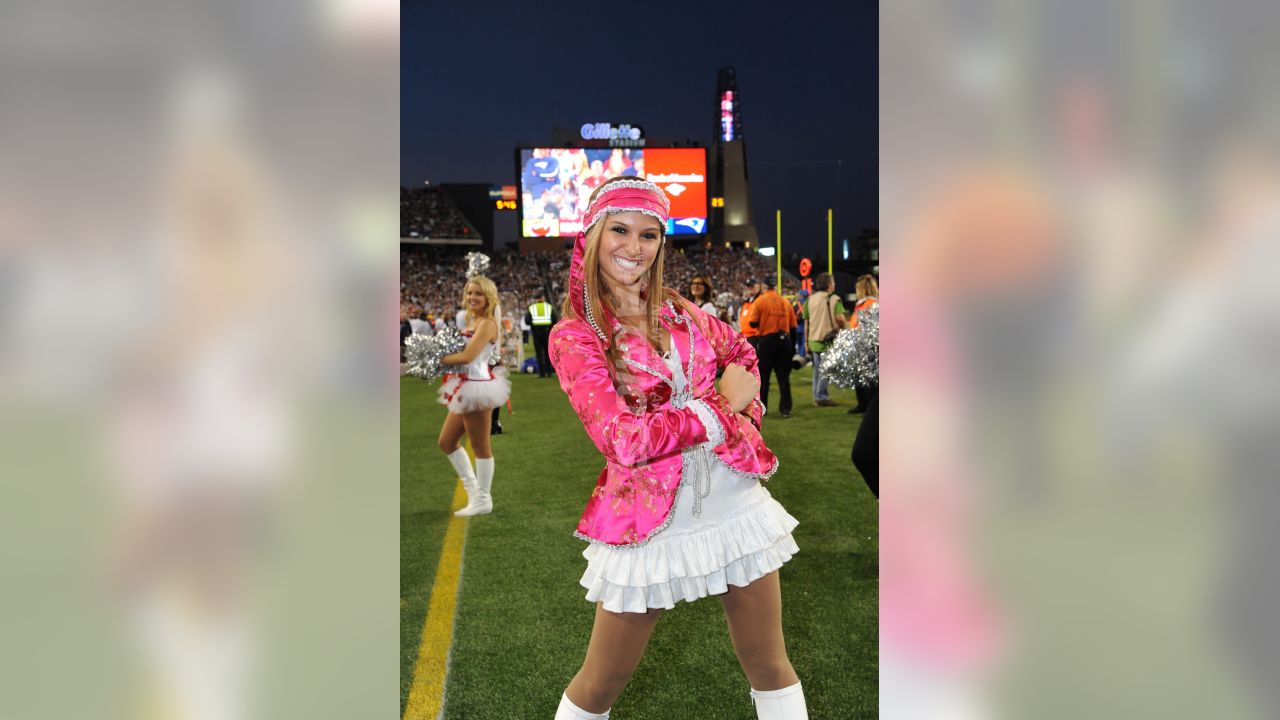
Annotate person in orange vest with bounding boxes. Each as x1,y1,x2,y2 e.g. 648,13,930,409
849,274,879,328
751,275,799,418
738,277,762,352
849,274,879,414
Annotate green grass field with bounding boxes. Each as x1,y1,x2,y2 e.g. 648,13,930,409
401,357,877,719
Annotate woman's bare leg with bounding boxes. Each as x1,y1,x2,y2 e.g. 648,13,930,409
719,571,800,691
437,412,466,453
460,409,492,458
564,604,664,713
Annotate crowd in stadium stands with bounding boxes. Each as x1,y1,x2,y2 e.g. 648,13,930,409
401,243,798,330
401,186,479,239
664,245,801,306
401,245,565,325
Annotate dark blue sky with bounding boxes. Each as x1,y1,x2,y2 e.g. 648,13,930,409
402,0,877,259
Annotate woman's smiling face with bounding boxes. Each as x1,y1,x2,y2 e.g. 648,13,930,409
596,212,663,290
464,282,488,314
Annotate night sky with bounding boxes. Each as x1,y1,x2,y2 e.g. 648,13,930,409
402,1,877,260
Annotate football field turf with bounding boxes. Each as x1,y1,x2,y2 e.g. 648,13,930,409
401,363,877,719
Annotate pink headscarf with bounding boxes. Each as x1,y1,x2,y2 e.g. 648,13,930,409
568,179,671,343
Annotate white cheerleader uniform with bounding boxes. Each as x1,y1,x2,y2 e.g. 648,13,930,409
437,328,512,414
578,344,800,614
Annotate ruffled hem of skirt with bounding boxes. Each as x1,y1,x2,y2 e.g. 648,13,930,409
579,495,799,613
437,371,511,413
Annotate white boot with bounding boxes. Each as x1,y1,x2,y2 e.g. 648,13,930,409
444,447,479,513
444,447,475,484
554,692,609,719
751,682,808,720
455,456,493,516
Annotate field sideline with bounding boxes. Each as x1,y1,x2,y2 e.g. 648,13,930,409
401,361,877,719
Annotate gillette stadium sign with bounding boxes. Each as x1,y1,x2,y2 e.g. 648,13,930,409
580,122,646,147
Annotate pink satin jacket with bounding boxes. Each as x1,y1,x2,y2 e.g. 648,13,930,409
549,298,779,546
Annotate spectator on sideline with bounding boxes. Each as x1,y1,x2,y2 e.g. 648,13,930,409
851,395,878,498
739,277,762,352
850,274,879,413
399,313,411,362
751,275,798,419
805,272,846,407
410,311,432,336
524,292,558,378
850,274,879,327
688,274,717,315
794,289,810,359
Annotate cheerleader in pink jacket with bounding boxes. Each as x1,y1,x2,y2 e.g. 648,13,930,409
549,178,807,720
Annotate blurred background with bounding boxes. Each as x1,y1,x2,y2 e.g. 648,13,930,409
6,0,1280,717
883,0,1280,718
0,0,398,718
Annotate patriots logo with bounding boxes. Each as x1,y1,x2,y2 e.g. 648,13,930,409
534,160,557,178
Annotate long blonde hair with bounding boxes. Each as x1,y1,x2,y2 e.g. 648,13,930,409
855,274,879,301
463,275,502,343
561,178,674,371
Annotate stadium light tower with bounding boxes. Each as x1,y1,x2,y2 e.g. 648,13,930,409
711,66,759,250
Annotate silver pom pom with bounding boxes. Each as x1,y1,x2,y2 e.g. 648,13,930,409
465,252,491,279
404,326,467,379
820,306,878,388
714,291,735,309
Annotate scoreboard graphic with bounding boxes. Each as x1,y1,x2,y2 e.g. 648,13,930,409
518,147,707,237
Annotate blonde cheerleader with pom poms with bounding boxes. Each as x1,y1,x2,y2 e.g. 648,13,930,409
436,274,510,516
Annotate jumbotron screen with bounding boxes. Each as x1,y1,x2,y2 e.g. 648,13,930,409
518,147,707,237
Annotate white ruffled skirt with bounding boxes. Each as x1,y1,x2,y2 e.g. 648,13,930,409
579,452,799,614
437,368,511,414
